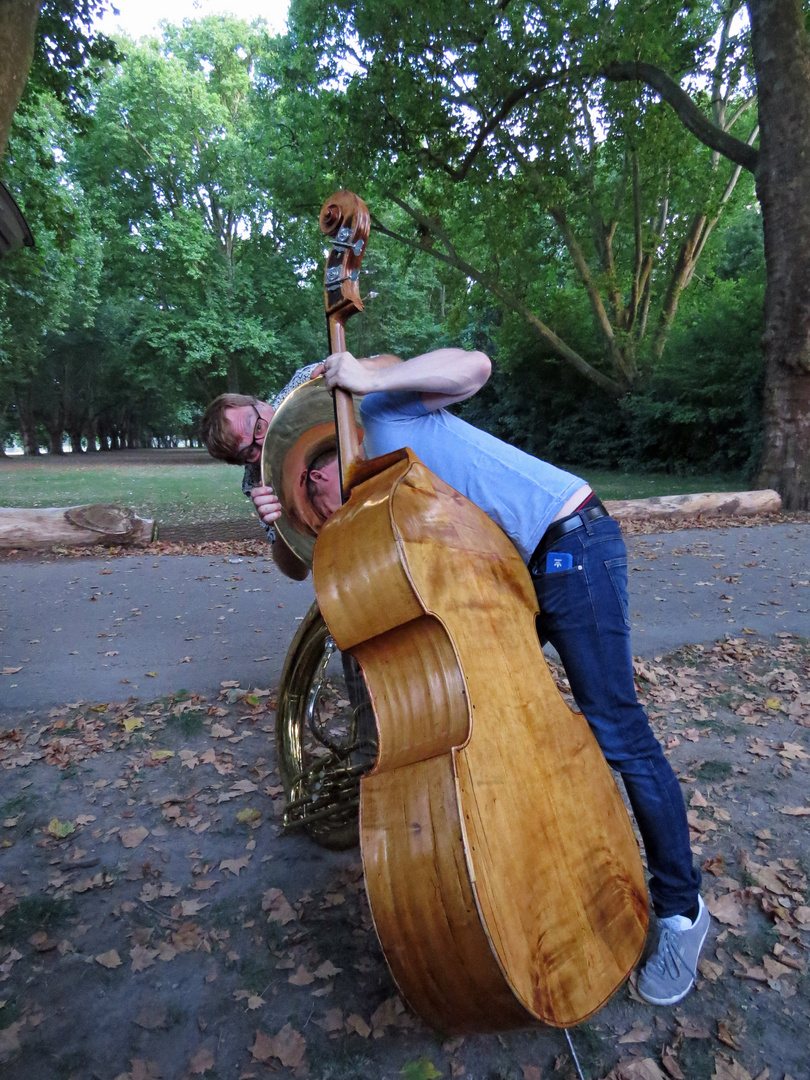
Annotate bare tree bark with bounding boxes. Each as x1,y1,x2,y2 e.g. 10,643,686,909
747,0,810,508
0,0,42,160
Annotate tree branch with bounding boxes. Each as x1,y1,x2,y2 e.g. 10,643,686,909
599,61,759,173
371,208,624,396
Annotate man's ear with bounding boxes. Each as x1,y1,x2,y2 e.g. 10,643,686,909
298,468,308,489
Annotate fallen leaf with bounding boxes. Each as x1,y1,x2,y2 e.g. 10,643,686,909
127,1059,162,1080
95,949,123,969
171,923,202,952
188,1048,215,1074
181,899,209,917
0,1022,22,1060
676,1016,711,1038
345,1014,371,1038
220,856,251,876
314,960,342,978
716,1020,742,1050
711,1056,753,1080
261,888,296,925
314,1008,343,1033
706,892,747,927
288,965,316,986
618,1020,652,1044
47,818,75,838
661,1046,685,1080
120,826,149,848
250,1024,306,1068
134,1003,167,1030
130,945,159,972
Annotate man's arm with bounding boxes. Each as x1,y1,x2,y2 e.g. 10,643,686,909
319,348,491,411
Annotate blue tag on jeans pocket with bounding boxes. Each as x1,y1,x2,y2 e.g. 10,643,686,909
545,551,573,573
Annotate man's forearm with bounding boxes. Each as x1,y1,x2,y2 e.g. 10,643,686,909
362,348,490,398
321,348,491,403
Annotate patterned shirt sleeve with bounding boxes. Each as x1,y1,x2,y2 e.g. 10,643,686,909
270,363,321,409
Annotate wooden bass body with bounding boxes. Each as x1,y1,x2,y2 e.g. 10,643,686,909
313,451,649,1032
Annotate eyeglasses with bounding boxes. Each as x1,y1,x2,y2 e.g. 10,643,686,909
235,404,269,465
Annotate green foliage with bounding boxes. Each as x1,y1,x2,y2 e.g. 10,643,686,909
456,202,766,477
400,1059,442,1080
30,1,121,126
625,206,766,474
0,88,103,453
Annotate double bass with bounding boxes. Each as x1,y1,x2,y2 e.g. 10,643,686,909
311,192,648,1031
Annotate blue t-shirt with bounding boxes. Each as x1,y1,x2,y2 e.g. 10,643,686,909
359,392,584,562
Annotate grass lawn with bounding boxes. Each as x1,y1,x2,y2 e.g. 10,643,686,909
0,449,751,526
580,467,751,501
0,450,251,527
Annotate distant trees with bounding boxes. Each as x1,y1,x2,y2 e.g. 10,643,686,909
1,14,447,454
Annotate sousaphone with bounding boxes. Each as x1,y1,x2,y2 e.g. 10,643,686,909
261,375,364,568
262,375,374,849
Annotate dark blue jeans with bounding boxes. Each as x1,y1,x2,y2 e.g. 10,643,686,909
531,514,700,918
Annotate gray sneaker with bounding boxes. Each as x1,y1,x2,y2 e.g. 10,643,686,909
637,896,711,1005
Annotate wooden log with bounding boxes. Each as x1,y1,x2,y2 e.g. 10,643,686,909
0,504,156,549
605,489,782,521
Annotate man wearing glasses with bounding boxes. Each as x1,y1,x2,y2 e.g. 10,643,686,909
200,364,320,579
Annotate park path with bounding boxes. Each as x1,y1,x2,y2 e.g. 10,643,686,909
1,522,808,712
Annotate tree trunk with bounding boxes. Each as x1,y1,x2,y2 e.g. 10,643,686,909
749,0,810,508
0,0,41,160
46,423,65,454
0,504,155,550
17,405,40,455
757,358,810,507
66,426,85,453
606,489,782,521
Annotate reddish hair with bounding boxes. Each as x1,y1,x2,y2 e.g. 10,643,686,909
200,393,261,464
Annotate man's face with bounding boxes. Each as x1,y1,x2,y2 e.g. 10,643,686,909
307,457,342,522
224,402,274,465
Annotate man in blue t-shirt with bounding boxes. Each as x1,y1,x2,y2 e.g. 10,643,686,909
248,345,711,1007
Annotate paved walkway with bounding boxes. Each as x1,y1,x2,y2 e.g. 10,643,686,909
1,522,808,711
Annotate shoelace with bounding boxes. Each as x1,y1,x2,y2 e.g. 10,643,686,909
650,925,697,983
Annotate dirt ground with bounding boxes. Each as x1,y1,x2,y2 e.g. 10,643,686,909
1,620,809,1080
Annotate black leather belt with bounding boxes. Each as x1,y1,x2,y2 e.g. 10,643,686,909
529,500,610,574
